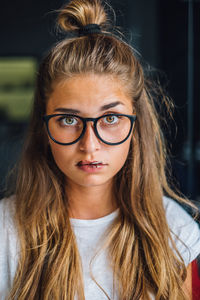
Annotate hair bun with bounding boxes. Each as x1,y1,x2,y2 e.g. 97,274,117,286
57,0,108,33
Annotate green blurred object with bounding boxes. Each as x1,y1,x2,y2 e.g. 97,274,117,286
0,57,37,121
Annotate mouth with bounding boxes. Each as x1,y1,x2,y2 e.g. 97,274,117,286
77,161,106,168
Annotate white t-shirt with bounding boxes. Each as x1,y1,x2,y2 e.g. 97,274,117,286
0,196,200,300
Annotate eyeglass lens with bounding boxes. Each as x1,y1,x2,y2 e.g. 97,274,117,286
47,115,132,144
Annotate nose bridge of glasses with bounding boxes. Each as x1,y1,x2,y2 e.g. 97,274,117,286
83,117,97,131
78,120,101,151
80,118,100,145
85,117,96,122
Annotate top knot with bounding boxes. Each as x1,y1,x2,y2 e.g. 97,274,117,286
78,23,101,36
57,0,109,33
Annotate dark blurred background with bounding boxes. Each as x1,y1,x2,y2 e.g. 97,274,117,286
0,0,199,204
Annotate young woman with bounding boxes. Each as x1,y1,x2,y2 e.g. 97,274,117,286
0,0,200,299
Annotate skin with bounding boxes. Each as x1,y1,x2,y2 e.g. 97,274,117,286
46,73,134,220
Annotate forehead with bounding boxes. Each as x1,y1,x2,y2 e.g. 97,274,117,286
46,74,133,114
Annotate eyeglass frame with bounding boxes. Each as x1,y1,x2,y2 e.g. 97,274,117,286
43,113,137,146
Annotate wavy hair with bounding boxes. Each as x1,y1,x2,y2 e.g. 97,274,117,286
8,0,194,299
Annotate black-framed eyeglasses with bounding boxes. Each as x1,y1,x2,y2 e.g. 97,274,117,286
43,113,136,146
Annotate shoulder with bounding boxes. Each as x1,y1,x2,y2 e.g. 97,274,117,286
0,195,16,227
0,195,18,245
163,196,200,265
0,196,19,295
0,196,17,243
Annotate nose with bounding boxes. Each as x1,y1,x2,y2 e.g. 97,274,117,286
79,122,101,153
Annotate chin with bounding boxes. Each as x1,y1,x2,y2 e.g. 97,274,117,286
78,179,109,188
66,175,112,188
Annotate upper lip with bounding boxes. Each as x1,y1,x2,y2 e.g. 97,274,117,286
76,160,106,166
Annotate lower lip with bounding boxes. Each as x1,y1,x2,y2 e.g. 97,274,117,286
77,164,106,173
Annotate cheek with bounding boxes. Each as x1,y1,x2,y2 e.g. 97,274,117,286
110,139,131,172
49,142,73,169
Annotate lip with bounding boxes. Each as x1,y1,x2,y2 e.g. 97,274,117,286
76,160,108,173
77,160,104,166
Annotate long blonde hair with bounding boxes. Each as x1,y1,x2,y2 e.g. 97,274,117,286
8,0,194,299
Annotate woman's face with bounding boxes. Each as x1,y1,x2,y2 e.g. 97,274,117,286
46,74,134,189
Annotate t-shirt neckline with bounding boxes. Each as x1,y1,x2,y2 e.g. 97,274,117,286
70,208,119,227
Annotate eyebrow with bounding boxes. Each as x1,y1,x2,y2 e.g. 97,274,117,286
100,101,124,111
54,101,124,114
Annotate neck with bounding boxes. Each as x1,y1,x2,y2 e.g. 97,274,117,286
66,180,117,220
